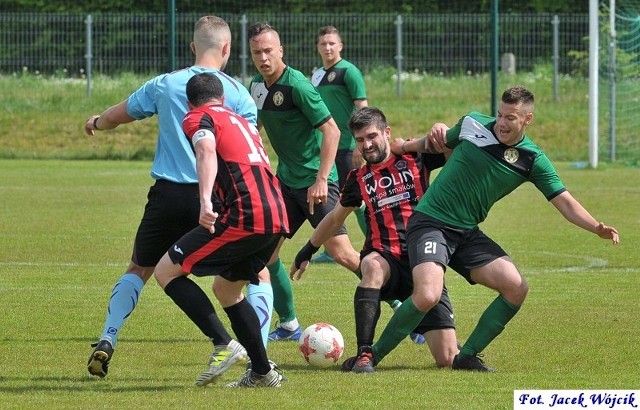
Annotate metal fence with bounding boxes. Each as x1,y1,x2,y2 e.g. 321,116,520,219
0,12,588,79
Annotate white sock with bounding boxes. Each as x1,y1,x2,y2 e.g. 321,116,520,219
281,318,299,331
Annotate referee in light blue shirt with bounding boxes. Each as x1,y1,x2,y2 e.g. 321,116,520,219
82,16,273,383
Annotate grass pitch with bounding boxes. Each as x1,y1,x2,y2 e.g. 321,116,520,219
0,159,637,409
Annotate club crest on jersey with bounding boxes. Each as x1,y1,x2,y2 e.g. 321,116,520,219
273,91,284,106
394,160,408,171
327,71,336,82
503,148,519,164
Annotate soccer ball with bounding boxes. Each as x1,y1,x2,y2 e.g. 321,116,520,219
298,323,345,368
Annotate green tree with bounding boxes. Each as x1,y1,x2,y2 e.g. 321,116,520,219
1,0,588,13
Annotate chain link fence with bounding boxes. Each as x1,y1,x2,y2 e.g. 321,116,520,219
0,12,588,79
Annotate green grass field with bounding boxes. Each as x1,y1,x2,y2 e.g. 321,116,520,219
0,67,599,162
0,159,637,410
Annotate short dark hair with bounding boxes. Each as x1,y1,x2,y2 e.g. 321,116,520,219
186,72,224,107
502,86,534,107
248,22,276,40
348,107,388,134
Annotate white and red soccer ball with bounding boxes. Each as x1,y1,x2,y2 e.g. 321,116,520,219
298,323,345,368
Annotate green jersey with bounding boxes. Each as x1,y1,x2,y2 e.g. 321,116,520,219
415,112,566,229
311,59,367,151
250,66,337,189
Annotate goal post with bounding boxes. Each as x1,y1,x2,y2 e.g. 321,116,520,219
597,0,640,167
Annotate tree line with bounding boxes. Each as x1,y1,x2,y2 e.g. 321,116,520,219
1,0,588,14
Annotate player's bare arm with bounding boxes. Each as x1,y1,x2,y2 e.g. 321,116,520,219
426,122,449,153
84,100,135,136
390,123,450,156
390,137,425,155
550,191,619,244
290,203,355,280
194,136,219,234
307,117,340,214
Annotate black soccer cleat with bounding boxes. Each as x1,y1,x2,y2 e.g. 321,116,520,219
87,339,114,378
452,353,495,373
340,355,358,372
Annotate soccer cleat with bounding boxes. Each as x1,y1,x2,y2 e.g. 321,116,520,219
195,339,248,387
246,359,281,372
340,355,358,372
452,354,495,373
310,251,336,264
87,339,114,378
245,359,288,382
352,352,375,373
225,368,284,388
410,332,426,345
268,325,302,341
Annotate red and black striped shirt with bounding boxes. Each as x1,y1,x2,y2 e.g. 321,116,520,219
340,152,445,259
183,104,289,235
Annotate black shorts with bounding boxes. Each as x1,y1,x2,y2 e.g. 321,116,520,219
335,148,356,187
280,179,347,238
168,223,281,284
132,179,200,267
361,249,455,333
406,212,508,284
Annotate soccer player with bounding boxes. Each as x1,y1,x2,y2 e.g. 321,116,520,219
83,16,273,380
154,72,289,388
391,85,619,372
247,22,361,341
290,107,459,373
311,26,425,345
310,25,368,264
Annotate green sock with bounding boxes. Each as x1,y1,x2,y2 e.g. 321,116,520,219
372,298,426,365
267,259,297,323
459,295,520,357
354,204,367,236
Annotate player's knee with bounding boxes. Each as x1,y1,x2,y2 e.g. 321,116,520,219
411,291,440,312
506,275,529,305
434,350,456,368
328,249,360,271
127,263,154,283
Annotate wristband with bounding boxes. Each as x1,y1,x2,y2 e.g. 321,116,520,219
294,240,320,269
401,140,408,153
93,117,101,130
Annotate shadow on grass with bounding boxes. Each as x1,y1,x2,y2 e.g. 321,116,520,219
0,375,188,393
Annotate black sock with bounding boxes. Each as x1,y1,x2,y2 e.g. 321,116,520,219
164,276,231,345
225,298,270,375
354,286,381,349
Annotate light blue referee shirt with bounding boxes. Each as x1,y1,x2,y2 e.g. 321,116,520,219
126,66,257,183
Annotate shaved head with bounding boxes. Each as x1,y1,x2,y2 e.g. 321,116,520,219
193,16,231,54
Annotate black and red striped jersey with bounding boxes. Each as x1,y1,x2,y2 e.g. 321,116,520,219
182,104,289,235
340,152,445,259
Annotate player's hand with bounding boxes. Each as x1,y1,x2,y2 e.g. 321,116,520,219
199,204,219,234
84,115,101,136
351,148,365,168
425,123,449,153
390,138,408,155
290,240,320,281
595,222,620,244
307,179,328,215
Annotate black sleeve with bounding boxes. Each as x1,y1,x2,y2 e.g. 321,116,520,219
421,153,447,171
339,168,363,208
